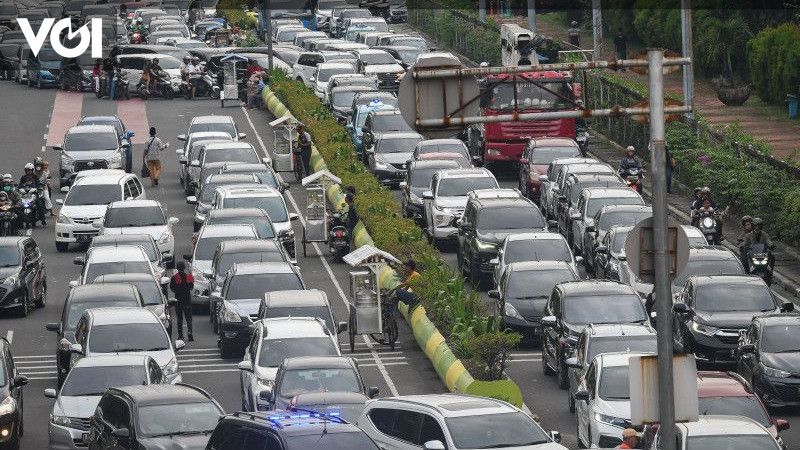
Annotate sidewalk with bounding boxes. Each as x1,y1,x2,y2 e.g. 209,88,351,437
505,15,800,161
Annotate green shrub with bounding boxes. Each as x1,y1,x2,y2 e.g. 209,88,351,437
748,23,800,104
465,332,521,381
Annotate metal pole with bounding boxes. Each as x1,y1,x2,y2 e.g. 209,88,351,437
264,0,273,70
478,0,486,23
591,0,602,61
680,0,694,120
648,49,677,450
526,0,535,34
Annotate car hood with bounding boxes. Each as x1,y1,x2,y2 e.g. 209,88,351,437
596,397,631,421
478,229,543,244
434,196,467,210
228,298,260,316
193,259,212,275
694,310,770,328
255,365,278,383
364,63,404,74
760,352,800,374
91,349,175,368
64,150,118,161
60,204,109,220
508,296,549,319
102,225,167,241
53,395,102,419
138,434,210,449
375,152,412,165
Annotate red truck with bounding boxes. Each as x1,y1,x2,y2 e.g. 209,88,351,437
465,70,579,166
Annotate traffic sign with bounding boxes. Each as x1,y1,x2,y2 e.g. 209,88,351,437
624,216,689,284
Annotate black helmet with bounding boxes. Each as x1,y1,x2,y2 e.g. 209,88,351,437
0,192,7,201
752,217,764,227
741,215,753,226
176,260,186,271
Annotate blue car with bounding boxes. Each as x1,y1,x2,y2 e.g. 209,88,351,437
26,47,61,88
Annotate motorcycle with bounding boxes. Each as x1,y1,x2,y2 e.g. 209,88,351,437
93,75,106,98
0,204,17,237
621,167,644,193
182,72,220,100
137,73,174,100
18,187,39,228
576,129,589,156
697,211,721,245
116,72,131,100
328,211,350,261
747,242,774,285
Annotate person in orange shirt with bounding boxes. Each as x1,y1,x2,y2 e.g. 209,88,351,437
619,428,640,449
394,259,421,309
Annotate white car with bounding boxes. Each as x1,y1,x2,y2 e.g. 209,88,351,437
492,232,582,287
55,173,146,252
238,317,341,412
175,131,232,188
71,169,126,187
73,245,164,286
540,157,598,219
55,125,128,187
574,351,655,449
98,200,178,266
422,168,499,244
291,51,325,85
70,307,184,384
312,62,357,100
569,187,644,256
649,415,783,450
177,115,246,142
358,394,567,450
115,53,183,92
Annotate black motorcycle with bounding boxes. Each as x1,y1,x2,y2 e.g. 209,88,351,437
18,186,40,228
696,210,721,245
328,211,350,261
0,204,17,236
182,72,219,100
116,72,131,100
137,73,174,100
748,242,774,285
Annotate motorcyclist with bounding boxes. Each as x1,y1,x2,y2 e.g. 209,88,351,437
393,259,421,310
33,157,53,217
180,55,191,81
575,99,589,157
0,174,19,204
741,217,774,272
736,215,754,246
618,146,642,175
691,186,717,212
187,57,203,97
147,58,166,91
19,163,45,226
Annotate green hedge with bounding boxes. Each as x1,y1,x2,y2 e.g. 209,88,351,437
748,23,800,104
268,72,521,379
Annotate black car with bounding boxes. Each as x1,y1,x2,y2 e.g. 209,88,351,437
457,194,547,287
594,225,632,281
46,284,144,386
87,384,223,450
555,173,624,244
360,109,413,159
0,337,27,449
262,356,378,412
58,54,95,91
366,131,424,186
204,208,277,240
673,275,793,366
738,314,800,407
207,409,380,450
0,43,18,80
582,204,651,275
26,46,61,88
0,237,46,317
490,261,580,344
541,280,650,389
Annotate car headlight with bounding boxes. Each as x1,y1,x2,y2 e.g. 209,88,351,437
222,304,242,323
4,275,18,286
163,357,178,376
158,230,171,244
475,239,497,252
107,153,122,167
256,378,273,390
691,321,719,336
50,414,70,426
751,257,769,266
594,412,628,428
374,160,389,170
762,363,791,378
57,214,72,224
0,397,16,416
701,217,714,228
504,302,524,320
61,154,74,168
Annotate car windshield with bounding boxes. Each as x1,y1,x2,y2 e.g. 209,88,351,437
150,57,181,70
66,300,139,330
694,284,774,312
208,216,274,239
332,90,362,108
445,412,550,448
532,146,580,164
85,261,151,281
258,337,339,367
0,246,19,267
488,80,575,111
226,273,302,300
377,136,422,154
372,114,410,131
761,325,800,353
598,210,651,231
189,122,236,138
263,307,333,332
437,177,498,197
418,142,466,155
285,432,379,450
279,368,361,398
687,436,780,450
564,294,647,325
410,167,449,188
599,365,630,400
64,185,122,206
125,280,163,306
64,132,118,151
505,239,571,264
478,207,545,230
673,258,744,287
570,181,621,204
88,323,170,353
361,52,396,65
105,207,165,227
137,402,221,437
393,47,423,64
196,236,250,261
200,182,229,203
93,241,158,262
317,67,352,82
222,197,288,222
611,230,630,254
506,268,575,299
204,148,259,164
587,336,657,362
698,396,770,427
217,251,285,276
61,365,148,396
586,197,643,218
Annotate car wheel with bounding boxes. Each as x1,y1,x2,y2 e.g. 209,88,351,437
35,281,46,308
219,343,237,359
569,392,575,413
469,260,482,289
557,357,569,389
542,351,555,375
55,242,68,252
17,292,29,318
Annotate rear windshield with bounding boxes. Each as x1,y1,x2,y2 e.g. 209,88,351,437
505,239,571,264
204,148,259,164
0,4,17,14
85,261,151,281
410,166,449,188
506,268,575,299
437,177,498,197
697,396,770,427
597,210,651,231
195,236,252,260
477,207,545,230
317,66,353,82
207,216,274,239
64,132,118,151
217,251,285,276
417,142,466,155
672,258,744,287
258,337,339,367
687,436,780,450
226,273,303,299
61,365,148,396
66,299,140,330
105,207,165,227
586,196,643,218
376,136,422,154
372,114,409,131
88,323,170,353
221,196,288,222
532,146,580,165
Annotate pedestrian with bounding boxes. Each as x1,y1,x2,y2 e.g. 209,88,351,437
345,192,358,235
103,57,116,100
169,260,194,341
614,28,627,68
568,20,580,47
143,127,167,186
246,72,260,109
296,123,313,177
618,428,640,449
665,144,676,193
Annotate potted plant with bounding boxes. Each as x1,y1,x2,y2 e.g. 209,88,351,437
697,12,753,106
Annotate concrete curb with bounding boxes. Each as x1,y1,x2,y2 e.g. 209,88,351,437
262,86,522,405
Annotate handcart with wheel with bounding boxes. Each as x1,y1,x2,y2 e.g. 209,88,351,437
219,54,248,108
343,245,401,352
268,115,299,174
299,170,342,257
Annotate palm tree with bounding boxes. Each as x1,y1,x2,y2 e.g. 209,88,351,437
695,11,752,83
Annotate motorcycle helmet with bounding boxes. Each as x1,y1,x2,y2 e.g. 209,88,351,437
741,215,753,226
33,156,43,167
24,163,34,171
626,145,635,155
1,174,11,183
183,56,190,63
700,186,710,194
0,192,7,201
752,217,764,227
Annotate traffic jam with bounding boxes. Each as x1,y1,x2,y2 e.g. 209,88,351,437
0,0,798,449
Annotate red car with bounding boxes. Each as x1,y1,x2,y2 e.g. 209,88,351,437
518,137,581,203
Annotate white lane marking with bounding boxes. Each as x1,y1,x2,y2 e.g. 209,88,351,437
40,146,45,152
26,377,57,381
241,106,401,397
15,365,54,370
5,330,11,344
506,358,542,363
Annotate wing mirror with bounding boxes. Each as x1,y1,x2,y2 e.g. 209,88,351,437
174,339,186,351
68,280,79,288
72,256,85,266
399,181,407,188
44,388,57,398
776,419,790,432
566,357,580,369
185,195,198,204
237,360,253,371
422,190,433,200
176,134,187,141
189,160,200,167
238,133,247,140
489,257,499,266
367,386,379,398
12,375,27,388
487,290,500,299
549,431,562,443
781,302,795,313
574,389,589,401
540,315,557,327
423,441,445,450
337,321,348,334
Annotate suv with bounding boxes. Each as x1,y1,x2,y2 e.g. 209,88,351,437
176,131,232,192
187,173,260,231
238,317,342,412
259,290,343,336
26,45,61,88
207,410,379,450
0,236,46,316
582,204,651,274
541,280,650,389
74,245,161,286
358,394,565,450
360,108,413,157
353,49,404,91
518,137,581,202
89,233,166,280
593,225,632,281
649,415,783,450
422,168,499,245
99,200,179,266
214,262,305,357
738,314,800,409
178,115,246,142
87,384,223,448
366,131,424,186
400,159,464,222
491,232,579,288
312,62,355,100
54,173,145,252
672,275,792,365
55,125,129,187
565,324,657,412
555,173,625,240
457,191,547,285
91,273,173,336
204,208,276,240
568,187,644,256
539,157,598,220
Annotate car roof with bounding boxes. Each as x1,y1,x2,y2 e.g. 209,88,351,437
437,168,493,179
93,273,159,284
107,199,161,209
409,159,461,170
110,384,213,406
597,351,654,367
377,394,517,418
506,232,564,243
67,124,117,135
597,205,651,215
78,115,121,125
73,354,152,368
377,131,424,140
72,173,128,186
419,138,464,146
231,262,295,275
582,187,642,198
0,237,25,248
291,391,369,405
87,245,148,261
202,142,255,150
69,283,140,301
191,115,235,124
219,239,281,253
584,324,656,337
222,163,271,171
691,275,767,287
207,208,269,219
282,356,355,370
696,371,754,397
678,415,771,436
188,131,232,140
317,62,354,69
473,196,535,209
261,317,330,339
91,233,155,245
264,290,328,307
688,246,740,261
87,307,158,325
217,185,281,197
198,223,257,238
204,173,258,184
558,280,637,296
507,260,574,273
529,137,579,147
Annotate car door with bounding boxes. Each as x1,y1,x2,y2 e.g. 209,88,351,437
367,407,422,450
19,240,34,302
542,291,560,367
419,413,449,449
241,327,261,411
738,323,758,382
576,361,596,444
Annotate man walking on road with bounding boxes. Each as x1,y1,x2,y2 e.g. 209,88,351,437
297,123,312,177
169,260,194,342
568,21,581,47
143,127,167,186
614,28,627,65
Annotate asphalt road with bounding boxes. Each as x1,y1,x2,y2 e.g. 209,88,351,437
2,77,799,450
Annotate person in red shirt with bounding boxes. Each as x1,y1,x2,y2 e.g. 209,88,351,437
169,260,194,341
619,428,640,449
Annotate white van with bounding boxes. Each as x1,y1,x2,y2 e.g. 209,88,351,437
500,23,538,67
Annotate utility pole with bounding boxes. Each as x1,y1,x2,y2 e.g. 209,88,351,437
680,0,694,119
591,0,602,61
265,0,273,70
478,0,486,23
648,49,677,450
526,0,535,34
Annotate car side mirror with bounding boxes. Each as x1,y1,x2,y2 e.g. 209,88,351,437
519,158,529,164
72,256,85,266
175,149,184,156
190,160,200,167
52,146,63,151
540,315,557,327
574,255,584,263
237,360,253,371
111,428,130,439
367,386,379,398
549,431,562,443
776,419,790,432
489,257,499,266
399,181,407,188
44,388,57,398
126,131,135,140
422,190,433,200
289,213,300,221
174,339,185,351
238,133,247,140
337,321,348,334
565,357,580,369
781,302,795,313
672,303,690,315
46,322,60,332
183,254,193,262
595,245,607,254
68,343,83,354
574,389,589,401
487,290,500,299
186,195,198,204
168,216,179,225
68,280,79,288
539,174,548,182
739,343,756,354
177,134,187,141
259,388,273,402
423,441,445,450
12,375,27,388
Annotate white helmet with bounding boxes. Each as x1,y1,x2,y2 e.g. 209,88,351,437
626,146,635,153
24,163,34,171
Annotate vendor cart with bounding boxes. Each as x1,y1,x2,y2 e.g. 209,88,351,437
269,114,299,173
219,54,248,108
300,170,342,257
208,27,231,47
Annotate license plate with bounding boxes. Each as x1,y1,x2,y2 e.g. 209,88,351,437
82,432,89,442
76,234,92,242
